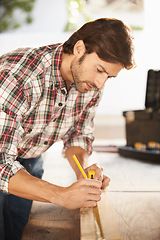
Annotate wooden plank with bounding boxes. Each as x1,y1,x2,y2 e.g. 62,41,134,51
96,151,160,192
81,190,121,240
80,207,97,240
22,201,80,240
81,190,160,240
108,192,160,240
97,190,121,240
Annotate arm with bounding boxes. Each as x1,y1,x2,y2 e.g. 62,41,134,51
65,146,111,189
63,91,110,188
65,146,89,178
0,112,102,209
8,168,102,210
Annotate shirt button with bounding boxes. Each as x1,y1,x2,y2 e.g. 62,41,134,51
58,102,63,107
61,89,66,95
44,141,48,145
28,129,32,133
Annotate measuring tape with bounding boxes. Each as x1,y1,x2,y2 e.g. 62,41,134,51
88,170,105,239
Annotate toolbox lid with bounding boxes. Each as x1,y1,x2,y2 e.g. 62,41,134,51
145,69,160,110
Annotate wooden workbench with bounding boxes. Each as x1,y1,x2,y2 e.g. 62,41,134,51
22,202,80,240
22,141,160,240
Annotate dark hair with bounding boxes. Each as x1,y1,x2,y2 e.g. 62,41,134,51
63,18,135,69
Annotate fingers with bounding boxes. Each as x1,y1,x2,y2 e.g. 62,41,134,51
63,179,102,209
83,200,98,208
79,178,102,196
80,178,102,189
79,180,101,208
85,164,111,189
86,163,102,180
102,175,111,189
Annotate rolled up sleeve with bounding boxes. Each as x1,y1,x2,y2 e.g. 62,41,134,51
0,108,25,193
0,153,24,193
62,90,102,156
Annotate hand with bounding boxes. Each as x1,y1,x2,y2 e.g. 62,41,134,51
60,178,102,210
84,164,111,189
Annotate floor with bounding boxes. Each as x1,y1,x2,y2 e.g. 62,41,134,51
22,139,160,240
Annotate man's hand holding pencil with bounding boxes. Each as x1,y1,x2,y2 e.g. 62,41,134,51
73,155,111,190
60,177,102,210
84,164,111,189
57,154,110,210
57,155,110,210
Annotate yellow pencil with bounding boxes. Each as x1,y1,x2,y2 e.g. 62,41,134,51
72,155,88,179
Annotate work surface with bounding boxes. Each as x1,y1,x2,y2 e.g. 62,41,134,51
22,141,160,240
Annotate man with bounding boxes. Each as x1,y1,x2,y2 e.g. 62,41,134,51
0,18,135,239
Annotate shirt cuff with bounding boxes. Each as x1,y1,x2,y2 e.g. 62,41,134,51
62,136,94,157
0,160,24,193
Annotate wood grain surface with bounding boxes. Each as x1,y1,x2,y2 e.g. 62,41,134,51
21,142,160,240
22,202,80,240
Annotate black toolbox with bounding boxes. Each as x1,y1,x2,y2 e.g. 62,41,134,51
119,69,160,162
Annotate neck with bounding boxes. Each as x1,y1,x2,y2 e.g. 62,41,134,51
60,52,73,90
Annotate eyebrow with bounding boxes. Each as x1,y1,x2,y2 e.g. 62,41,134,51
98,64,117,78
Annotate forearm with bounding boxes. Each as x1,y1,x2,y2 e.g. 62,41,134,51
65,146,111,189
8,168,102,210
8,169,64,205
65,146,89,179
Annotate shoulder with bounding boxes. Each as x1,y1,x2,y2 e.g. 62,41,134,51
0,44,61,115
0,43,62,73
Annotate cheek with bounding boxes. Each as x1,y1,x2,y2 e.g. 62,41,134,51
86,68,98,80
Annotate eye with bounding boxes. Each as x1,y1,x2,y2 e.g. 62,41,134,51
97,68,103,73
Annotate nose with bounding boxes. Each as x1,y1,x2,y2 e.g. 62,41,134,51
94,77,107,89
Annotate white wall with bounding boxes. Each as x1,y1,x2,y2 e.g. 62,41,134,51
0,0,160,115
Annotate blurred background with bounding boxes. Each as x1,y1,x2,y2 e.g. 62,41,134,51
0,0,160,140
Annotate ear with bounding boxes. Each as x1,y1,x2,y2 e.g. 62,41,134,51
73,40,86,57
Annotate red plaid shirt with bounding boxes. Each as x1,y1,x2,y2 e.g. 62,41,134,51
0,44,102,193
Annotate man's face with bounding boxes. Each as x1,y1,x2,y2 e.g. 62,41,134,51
70,52,123,93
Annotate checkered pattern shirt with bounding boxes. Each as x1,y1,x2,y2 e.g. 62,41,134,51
0,43,102,193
